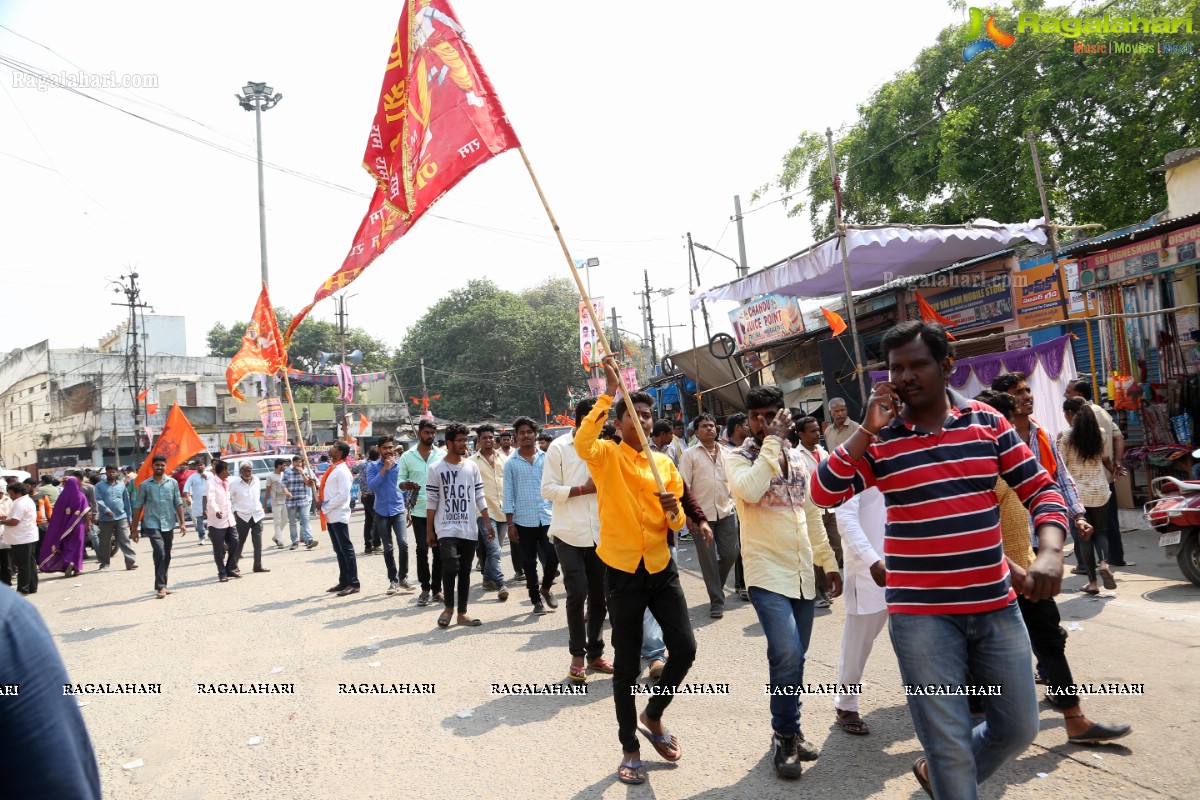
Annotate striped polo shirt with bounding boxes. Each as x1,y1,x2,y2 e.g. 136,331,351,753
811,389,1068,615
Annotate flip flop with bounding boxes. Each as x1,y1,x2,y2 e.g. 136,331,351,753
457,617,482,627
637,722,682,762
1098,567,1117,591
437,609,452,628
1079,586,1100,595
912,757,933,798
836,709,870,735
616,759,646,785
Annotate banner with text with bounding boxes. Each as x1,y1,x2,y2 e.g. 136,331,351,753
912,275,1013,333
729,294,804,350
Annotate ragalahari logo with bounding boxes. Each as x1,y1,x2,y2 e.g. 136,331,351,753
964,7,1016,62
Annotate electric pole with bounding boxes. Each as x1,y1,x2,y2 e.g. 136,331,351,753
733,195,749,281
642,270,658,368
111,272,151,444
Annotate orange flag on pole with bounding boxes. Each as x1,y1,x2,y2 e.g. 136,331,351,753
226,283,287,402
358,413,370,435
821,307,848,336
135,404,207,487
146,402,159,415
284,0,520,343
543,393,551,415
916,294,958,340
136,388,149,401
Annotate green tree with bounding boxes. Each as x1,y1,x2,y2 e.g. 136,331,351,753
391,277,585,421
756,0,1200,240
204,308,392,372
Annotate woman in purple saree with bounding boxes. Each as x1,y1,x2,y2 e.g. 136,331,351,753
39,476,89,577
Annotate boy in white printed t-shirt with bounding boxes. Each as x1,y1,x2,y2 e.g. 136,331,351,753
427,422,495,629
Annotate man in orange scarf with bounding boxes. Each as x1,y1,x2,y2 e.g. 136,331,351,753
320,441,359,597
992,373,1092,543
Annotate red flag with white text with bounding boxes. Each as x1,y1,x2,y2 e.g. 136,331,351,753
286,0,520,342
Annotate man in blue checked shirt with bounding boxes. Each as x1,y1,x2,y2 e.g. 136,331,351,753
131,455,187,599
503,416,558,615
95,464,136,571
283,455,319,550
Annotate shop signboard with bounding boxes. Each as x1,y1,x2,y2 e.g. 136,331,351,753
913,275,1013,332
728,294,804,349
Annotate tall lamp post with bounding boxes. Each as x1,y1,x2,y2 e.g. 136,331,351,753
236,81,283,393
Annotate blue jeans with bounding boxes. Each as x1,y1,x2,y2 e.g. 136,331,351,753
191,505,207,540
375,512,408,582
889,601,1039,800
749,586,815,735
327,521,359,588
641,544,676,661
476,517,505,588
287,505,313,544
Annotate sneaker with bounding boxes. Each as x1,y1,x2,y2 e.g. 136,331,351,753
306,540,319,550
795,733,820,761
363,547,373,556
815,597,831,608
497,587,509,601
387,580,400,595
417,591,431,606
533,602,548,615
399,578,413,591
771,732,803,779
289,543,299,550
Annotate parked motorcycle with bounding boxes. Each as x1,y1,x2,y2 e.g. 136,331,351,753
1143,475,1200,586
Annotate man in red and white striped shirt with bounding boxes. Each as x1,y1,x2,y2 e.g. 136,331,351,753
812,321,1068,800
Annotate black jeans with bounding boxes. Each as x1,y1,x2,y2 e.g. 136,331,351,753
361,493,378,550
327,521,359,588
375,512,408,583
411,516,442,592
144,529,173,591
1105,484,1126,563
1079,505,1110,582
209,526,239,578
606,558,697,753
515,524,559,604
734,552,746,590
11,542,38,593
555,539,607,660
0,549,11,586
439,537,475,613
1017,594,1077,709
234,516,264,571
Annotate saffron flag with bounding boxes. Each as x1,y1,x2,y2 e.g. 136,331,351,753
821,306,848,336
136,388,149,401
285,0,520,343
226,283,286,402
134,404,207,487
916,294,958,340
543,393,551,415
359,413,370,435
146,402,159,416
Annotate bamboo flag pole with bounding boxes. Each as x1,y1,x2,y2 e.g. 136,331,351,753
280,369,313,472
517,146,671,499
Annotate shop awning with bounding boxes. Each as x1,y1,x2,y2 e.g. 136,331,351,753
692,219,1047,306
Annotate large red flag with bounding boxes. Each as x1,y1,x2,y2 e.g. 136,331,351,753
227,283,287,401
286,0,520,342
135,404,207,487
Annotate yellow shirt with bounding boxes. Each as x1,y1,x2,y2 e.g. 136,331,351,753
574,393,685,574
997,481,1037,570
727,435,839,600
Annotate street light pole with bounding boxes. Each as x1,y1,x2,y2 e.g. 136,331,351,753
236,81,283,393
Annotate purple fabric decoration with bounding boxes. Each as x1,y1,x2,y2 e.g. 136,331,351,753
948,362,973,388
1001,350,1037,377
970,355,1005,387
1033,336,1069,378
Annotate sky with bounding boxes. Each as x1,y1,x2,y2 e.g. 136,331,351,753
0,0,966,361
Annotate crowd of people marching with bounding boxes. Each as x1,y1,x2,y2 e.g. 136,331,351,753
1,320,1140,797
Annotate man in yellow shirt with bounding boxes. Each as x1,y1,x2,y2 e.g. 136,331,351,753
575,355,692,787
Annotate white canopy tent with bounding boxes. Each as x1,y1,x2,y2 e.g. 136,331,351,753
691,219,1047,306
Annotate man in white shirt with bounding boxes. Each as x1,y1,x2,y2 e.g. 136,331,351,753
832,487,888,737
265,459,291,549
183,464,209,544
205,460,238,582
427,423,492,627
542,398,613,683
231,462,270,575
679,413,740,619
321,441,358,596
0,481,40,594
795,415,843,607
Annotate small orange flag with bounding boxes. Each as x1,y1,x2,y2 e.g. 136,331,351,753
135,404,207,487
358,414,370,435
543,393,551,415
821,307,848,336
136,388,150,401
146,402,159,415
916,294,958,340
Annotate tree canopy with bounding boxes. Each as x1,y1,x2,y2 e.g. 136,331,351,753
390,277,585,422
756,0,1200,240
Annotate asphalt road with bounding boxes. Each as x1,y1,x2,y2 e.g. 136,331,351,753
24,509,1200,799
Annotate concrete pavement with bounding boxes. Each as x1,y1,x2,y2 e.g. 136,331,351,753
23,511,1200,799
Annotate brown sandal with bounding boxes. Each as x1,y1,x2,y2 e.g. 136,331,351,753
836,709,870,735
437,609,452,628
